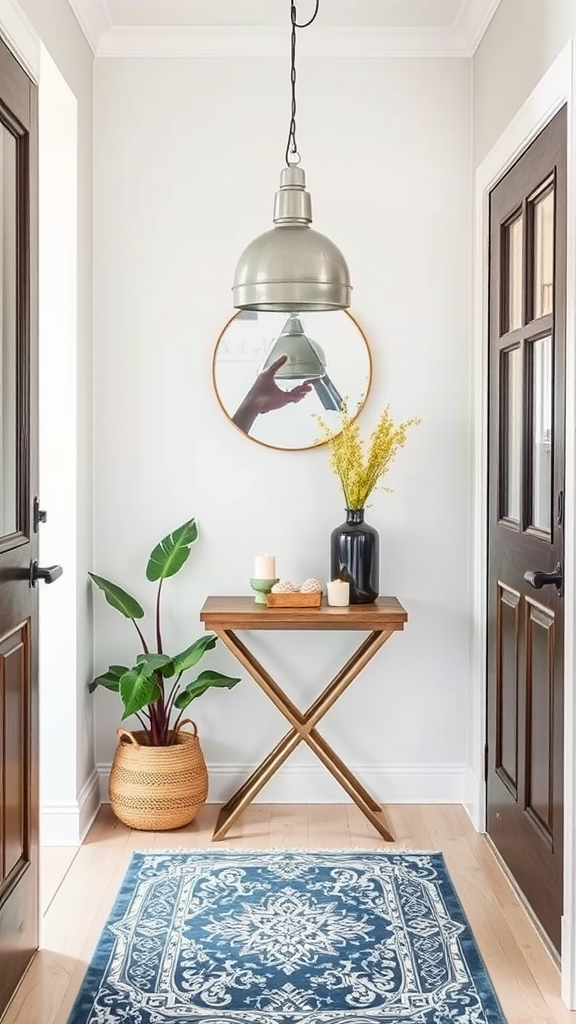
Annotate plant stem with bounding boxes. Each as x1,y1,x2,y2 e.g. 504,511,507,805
152,584,167,740
132,619,150,654
135,712,151,739
161,701,171,746
153,686,167,744
342,477,351,507
164,672,183,724
149,702,162,746
171,707,186,738
155,669,165,702
155,579,164,654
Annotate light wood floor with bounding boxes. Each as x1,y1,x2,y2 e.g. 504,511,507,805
4,803,575,1024
40,848,79,916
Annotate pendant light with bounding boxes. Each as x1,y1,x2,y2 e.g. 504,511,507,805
232,0,352,312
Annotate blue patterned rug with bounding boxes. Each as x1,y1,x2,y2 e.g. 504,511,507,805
67,849,506,1023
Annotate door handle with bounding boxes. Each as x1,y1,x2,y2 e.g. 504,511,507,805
29,561,63,587
524,561,563,593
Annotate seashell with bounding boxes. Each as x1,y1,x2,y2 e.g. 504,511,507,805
300,578,322,594
271,580,297,594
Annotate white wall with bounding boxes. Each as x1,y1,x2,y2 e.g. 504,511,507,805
93,50,472,802
17,0,96,838
38,43,78,830
473,0,576,165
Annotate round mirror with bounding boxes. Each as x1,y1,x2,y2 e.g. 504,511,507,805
212,310,372,451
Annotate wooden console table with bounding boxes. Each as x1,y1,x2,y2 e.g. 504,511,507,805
200,596,408,842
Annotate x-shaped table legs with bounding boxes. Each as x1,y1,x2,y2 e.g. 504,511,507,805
211,627,395,842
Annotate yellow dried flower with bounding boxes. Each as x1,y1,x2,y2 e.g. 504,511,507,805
317,405,421,509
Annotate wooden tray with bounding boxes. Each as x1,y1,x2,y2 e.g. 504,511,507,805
266,592,322,608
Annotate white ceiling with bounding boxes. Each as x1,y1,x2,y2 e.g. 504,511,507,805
106,0,463,29
68,0,502,56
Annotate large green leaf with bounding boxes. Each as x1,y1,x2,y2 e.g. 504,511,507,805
174,670,240,710
136,653,173,672
89,573,145,620
119,664,160,719
88,664,128,694
169,635,217,676
146,519,198,582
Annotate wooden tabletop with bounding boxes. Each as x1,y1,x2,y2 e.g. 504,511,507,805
200,596,407,631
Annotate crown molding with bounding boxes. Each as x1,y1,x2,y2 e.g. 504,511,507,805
66,0,502,58
0,0,39,79
97,25,470,59
454,0,502,55
66,0,112,54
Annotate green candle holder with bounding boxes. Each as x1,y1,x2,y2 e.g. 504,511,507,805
250,578,279,604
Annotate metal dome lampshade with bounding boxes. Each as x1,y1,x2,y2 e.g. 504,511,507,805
232,0,352,313
233,167,351,312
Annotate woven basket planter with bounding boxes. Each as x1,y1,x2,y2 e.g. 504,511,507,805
108,719,208,831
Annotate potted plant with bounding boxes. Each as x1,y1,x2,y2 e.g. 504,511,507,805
89,518,239,830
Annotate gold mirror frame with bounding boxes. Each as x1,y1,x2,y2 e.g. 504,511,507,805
212,309,373,452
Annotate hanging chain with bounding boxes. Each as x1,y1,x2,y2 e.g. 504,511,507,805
285,0,320,167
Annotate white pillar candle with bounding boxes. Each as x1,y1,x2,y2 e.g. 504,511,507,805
254,554,276,579
326,579,350,607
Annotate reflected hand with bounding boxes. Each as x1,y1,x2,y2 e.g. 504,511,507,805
248,355,313,414
232,355,314,434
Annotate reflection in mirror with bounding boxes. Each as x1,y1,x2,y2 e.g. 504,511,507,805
212,310,372,450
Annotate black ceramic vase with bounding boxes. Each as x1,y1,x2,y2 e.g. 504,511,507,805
330,509,379,604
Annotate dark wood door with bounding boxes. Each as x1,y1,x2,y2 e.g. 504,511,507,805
487,107,566,952
0,38,39,1017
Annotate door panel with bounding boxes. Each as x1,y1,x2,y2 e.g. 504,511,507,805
0,36,38,1018
487,107,566,952
525,598,555,838
495,582,519,795
2,623,29,879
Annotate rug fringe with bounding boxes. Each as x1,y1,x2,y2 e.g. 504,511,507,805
128,847,442,855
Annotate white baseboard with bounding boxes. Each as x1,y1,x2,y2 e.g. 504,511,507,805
463,764,485,832
40,769,101,846
41,762,467,844
97,762,467,805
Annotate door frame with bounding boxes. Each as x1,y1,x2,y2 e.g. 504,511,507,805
471,40,576,1006
0,0,39,82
